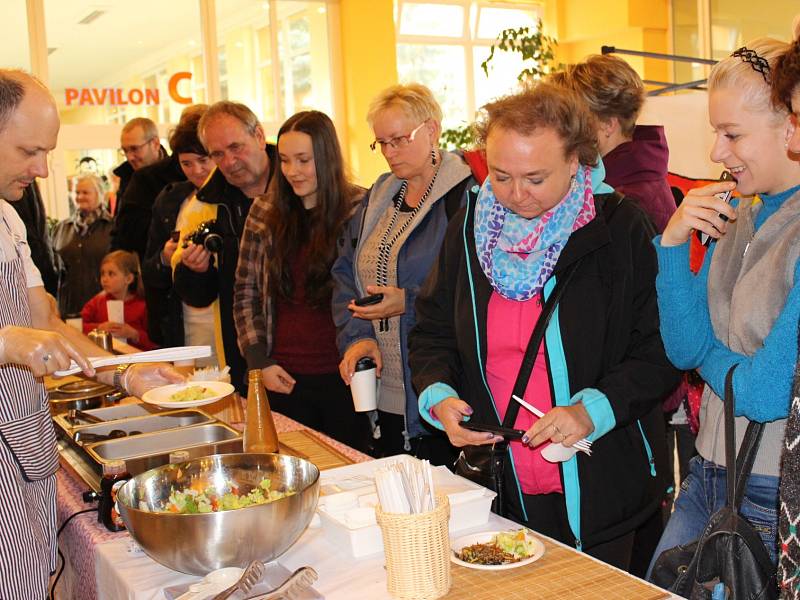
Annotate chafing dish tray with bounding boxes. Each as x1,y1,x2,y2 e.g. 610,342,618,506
53,402,162,429
83,422,242,474
54,409,213,439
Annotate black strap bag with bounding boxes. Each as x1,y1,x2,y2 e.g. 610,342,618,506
453,260,579,516
650,365,778,599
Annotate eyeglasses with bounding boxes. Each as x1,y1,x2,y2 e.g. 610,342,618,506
119,137,155,156
370,122,426,152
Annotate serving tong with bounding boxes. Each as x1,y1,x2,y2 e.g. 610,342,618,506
53,346,212,377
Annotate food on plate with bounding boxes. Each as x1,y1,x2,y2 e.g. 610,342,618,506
168,386,215,403
160,477,294,514
456,529,537,565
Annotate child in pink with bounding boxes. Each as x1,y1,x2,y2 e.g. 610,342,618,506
81,250,156,350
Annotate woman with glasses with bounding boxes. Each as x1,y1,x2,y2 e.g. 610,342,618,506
331,83,476,463
647,37,800,579
51,174,113,318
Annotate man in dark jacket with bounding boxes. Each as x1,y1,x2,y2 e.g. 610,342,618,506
172,101,276,391
109,153,184,259
112,117,164,207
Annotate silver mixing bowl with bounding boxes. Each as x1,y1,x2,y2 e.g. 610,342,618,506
116,453,320,575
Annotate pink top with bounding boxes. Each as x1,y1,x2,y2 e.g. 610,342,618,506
486,291,563,495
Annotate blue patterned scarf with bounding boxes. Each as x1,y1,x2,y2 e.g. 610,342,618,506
474,163,611,301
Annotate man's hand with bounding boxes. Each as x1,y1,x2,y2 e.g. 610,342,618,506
180,243,212,273
0,325,93,377
123,363,185,398
432,397,503,447
261,365,296,394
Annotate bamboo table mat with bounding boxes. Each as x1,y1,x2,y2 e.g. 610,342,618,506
277,429,355,470
443,536,669,600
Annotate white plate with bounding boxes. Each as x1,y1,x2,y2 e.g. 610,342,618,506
450,529,545,571
141,381,235,408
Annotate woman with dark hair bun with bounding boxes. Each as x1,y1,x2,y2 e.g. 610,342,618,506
142,104,214,350
234,110,369,450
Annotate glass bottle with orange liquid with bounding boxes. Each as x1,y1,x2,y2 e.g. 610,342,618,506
243,369,280,453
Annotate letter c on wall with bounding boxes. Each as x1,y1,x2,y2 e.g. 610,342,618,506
168,72,192,105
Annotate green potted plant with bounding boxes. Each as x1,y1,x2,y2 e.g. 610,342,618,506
441,19,559,150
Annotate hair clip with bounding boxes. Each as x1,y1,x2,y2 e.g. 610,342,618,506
732,46,771,83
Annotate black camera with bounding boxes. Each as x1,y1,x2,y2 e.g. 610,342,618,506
182,220,223,253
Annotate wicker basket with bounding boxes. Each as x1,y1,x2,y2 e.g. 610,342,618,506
375,494,452,600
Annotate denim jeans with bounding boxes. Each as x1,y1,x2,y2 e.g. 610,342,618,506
646,455,779,579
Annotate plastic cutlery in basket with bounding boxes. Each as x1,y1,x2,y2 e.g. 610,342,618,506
53,346,212,377
511,395,592,458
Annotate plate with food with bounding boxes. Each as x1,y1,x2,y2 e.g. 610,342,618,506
451,528,545,570
141,381,235,408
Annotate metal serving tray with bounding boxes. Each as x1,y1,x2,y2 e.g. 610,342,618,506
83,422,243,474
81,403,163,421
71,410,214,438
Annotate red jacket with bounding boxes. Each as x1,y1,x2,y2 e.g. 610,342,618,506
80,292,157,350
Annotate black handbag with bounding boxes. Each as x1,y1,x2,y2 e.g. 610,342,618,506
650,365,778,599
454,259,580,516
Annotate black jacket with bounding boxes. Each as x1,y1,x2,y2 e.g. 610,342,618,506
113,160,134,208
172,144,277,391
110,151,185,260
141,180,195,346
10,181,58,296
409,190,679,548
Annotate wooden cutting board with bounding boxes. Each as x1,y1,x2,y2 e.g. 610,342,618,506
443,536,669,600
277,429,355,471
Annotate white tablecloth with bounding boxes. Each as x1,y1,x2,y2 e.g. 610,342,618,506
94,512,680,600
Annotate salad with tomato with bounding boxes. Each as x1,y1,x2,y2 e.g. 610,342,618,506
160,478,293,514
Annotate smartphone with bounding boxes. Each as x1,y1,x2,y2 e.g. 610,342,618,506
697,171,736,246
462,421,526,440
354,293,384,307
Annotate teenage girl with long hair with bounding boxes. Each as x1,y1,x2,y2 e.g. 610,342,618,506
234,110,368,449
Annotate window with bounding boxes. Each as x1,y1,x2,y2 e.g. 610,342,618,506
672,0,798,83
216,0,335,131
395,0,542,129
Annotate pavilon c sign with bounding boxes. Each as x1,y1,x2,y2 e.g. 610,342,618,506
64,72,193,106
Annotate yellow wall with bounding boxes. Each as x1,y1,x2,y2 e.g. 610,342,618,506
545,0,671,84
338,0,398,186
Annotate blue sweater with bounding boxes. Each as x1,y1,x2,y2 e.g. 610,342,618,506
654,186,800,423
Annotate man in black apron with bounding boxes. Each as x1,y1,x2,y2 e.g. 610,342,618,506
0,70,183,599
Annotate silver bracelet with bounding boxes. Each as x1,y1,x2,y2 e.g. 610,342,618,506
113,363,132,391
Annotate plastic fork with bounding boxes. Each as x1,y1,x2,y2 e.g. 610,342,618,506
512,394,593,455
212,560,266,600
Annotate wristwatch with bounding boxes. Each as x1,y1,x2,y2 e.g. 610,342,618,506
113,363,132,391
